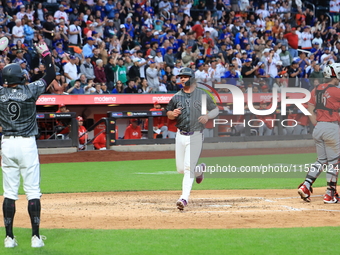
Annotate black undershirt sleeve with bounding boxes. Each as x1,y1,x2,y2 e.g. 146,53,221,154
41,55,56,87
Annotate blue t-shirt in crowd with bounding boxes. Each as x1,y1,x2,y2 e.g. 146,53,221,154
223,71,239,86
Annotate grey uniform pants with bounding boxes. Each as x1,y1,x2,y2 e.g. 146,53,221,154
203,128,213,138
313,122,340,164
258,123,273,136
160,126,168,139
293,124,308,135
306,122,340,186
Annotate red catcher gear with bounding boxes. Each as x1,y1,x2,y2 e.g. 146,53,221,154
309,83,340,122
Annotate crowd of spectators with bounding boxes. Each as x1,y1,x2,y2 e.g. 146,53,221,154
0,0,336,95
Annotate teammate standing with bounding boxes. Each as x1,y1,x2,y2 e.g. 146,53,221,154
77,116,87,150
1,41,56,248
298,63,340,204
167,67,219,210
56,104,70,137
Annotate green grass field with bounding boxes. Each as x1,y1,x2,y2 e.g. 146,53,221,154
1,227,339,255
1,152,338,254
33,153,324,194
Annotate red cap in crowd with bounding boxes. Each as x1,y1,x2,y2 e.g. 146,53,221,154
77,116,84,121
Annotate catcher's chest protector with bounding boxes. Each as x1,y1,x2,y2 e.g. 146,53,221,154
315,84,336,115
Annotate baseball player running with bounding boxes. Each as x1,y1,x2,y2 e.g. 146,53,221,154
298,63,340,204
1,41,55,248
167,67,219,210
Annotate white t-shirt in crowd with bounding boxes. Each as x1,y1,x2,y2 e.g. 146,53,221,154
12,25,24,44
256,9,270,18
155,55,163,63
64,62,79,83
159,83,167,92
195,69,205,84
68,24,82,45
137,57,146,78
183,3,192,16
54,10,69,24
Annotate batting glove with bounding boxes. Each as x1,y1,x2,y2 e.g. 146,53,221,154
35,41,51,58
0,37,9,51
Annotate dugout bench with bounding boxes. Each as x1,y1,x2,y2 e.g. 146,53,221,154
106,108,313,146
19,110,313,151
106,110,174,146
36,112,78,148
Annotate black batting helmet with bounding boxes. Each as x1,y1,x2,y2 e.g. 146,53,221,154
178,67,195,87
3,63,25,85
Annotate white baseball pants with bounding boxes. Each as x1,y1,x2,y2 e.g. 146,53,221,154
175,130,203,202
1,136,42,200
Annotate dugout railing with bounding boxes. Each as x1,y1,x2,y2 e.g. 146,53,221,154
78,117,110,150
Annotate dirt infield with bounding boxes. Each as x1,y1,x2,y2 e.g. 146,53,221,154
14,146,340,230
13,189,340,230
